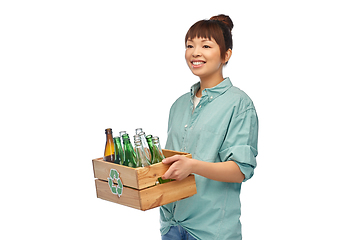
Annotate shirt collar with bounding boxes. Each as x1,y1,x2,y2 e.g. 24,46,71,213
190,77,233,102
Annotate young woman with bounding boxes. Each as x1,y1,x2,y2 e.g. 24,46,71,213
160,14,259,240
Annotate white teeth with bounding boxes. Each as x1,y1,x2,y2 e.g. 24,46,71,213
192,62,204,65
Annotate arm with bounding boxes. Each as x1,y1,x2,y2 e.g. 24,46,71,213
162,155,245,183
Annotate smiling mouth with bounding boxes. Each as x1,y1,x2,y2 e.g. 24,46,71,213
191,61,206,67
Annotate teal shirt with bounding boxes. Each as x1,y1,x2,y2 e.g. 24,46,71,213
160,78,259,240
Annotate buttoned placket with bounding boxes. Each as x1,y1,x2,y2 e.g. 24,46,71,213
181,92,210,153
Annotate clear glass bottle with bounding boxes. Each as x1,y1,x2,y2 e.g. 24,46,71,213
138,131,151,160
104,128,115,163
135,128,143,135
134,134,141,142
134,139,151,167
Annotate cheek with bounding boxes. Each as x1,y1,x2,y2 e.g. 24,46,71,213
185,50,191,61
207,52,223,66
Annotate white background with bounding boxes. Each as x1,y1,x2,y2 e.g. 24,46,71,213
1,0,359,239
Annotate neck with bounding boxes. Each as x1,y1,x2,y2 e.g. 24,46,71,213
196,72,224,98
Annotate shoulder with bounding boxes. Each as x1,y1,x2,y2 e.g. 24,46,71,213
225,85,256,116
169,92,190,113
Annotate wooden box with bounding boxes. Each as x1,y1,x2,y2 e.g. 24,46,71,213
92,149,197,211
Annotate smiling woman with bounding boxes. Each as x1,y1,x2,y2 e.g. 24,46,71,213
160,14,259,240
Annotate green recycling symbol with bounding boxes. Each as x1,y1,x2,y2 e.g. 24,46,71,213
108,169,123,197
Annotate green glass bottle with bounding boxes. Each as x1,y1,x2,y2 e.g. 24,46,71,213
151,136,165,164
114,137,120,164
146,135,154,162
122,133,137,168
134,139,151,167
152,136,172,184
114,137,124,165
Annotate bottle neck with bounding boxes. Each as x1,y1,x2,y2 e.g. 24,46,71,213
134,141,141,147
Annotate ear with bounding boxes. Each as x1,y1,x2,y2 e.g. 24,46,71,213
223,49,232,64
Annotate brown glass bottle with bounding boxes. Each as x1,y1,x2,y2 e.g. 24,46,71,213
104,128,115,162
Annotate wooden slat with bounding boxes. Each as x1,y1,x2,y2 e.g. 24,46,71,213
139,175,197,211
163,149,191,158
95,179,141,210
92,158,139,189
136,163,168,189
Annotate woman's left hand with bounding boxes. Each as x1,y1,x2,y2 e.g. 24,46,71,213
162,155,194,181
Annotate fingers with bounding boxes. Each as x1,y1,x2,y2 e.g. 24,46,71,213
162,155,192,181
162,163,176,180
162,155,182,180
162,154,181,164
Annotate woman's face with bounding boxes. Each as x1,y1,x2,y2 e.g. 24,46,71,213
185,37,224,80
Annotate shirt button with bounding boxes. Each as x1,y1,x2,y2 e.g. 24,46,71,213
210,96,213,99
185,124,188,128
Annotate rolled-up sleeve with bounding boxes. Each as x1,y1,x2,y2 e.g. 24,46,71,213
219,108,259,182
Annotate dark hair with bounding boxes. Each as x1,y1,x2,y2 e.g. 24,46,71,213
185,14,233,61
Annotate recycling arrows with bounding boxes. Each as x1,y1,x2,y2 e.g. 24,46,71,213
108,169,123,197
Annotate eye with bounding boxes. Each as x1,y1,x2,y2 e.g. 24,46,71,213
186,44,194,48
203,45,211,49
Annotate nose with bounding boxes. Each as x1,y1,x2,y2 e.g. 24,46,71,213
192,47,202,58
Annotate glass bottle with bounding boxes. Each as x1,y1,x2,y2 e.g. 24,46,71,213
104,128,115,163
138,131,151,160
152,136,172,184
119,131,127,154
134,134,141,142
114,136,120,164
135,128,143,135
134,139,150,167
114,136,124,165
151,136,165,164
146,135,154,163
119,131,127,139
122,133,137,168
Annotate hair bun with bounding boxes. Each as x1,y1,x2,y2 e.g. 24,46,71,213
210,14,233,31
